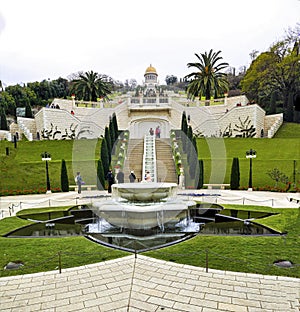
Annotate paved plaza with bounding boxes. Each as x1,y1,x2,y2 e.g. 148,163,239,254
1,190,300,311
1,255,299,312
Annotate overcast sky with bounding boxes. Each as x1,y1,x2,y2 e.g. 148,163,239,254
0,0,299,87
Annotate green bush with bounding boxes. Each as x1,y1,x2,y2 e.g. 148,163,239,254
60,159,69,192
230,157,240,190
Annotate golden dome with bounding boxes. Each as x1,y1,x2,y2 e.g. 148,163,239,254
145,64,157,75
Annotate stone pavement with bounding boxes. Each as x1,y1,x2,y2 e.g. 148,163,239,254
0,255,299,312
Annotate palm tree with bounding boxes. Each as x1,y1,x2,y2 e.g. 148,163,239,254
185,49,229,103
70,71,112,102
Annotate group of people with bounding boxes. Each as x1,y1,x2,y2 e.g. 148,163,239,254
107,169,137,192
75,169,153,195
149,125,161,138
46,103,60,109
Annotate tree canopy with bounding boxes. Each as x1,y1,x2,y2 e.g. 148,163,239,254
241,25,300,122
185,49,229,101
70,71,113,102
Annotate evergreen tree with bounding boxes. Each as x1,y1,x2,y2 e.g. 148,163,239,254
112,112,119,138
109,117,115,150
101,138,110,175
25,102,33,118
0,107,8,130
269,91,277,114
286,91,294,122
197,159,204,189
96,159,105,190
188,135,198,180
60,159,69,192
181,111,188,134
230,157,240,190
181,111,188,152
104,126,112,163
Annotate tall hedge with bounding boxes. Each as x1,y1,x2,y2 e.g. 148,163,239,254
60,159,69,192
230,157,240,190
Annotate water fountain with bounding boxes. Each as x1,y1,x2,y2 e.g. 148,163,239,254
86,182,198,251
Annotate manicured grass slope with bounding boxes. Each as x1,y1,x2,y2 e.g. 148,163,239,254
0,139,101,192
0,123,299,192
197,137,300,188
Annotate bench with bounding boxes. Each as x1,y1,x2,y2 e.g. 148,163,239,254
69,185,97,192
203,184,230,190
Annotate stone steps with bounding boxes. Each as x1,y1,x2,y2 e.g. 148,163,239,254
123,139,144,182
155,139,177,183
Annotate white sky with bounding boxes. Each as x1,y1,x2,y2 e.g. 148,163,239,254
0,0,299,87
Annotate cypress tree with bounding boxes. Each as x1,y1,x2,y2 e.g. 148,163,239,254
96,159,105,190
197,159,204,189
230,157,240,190
285,91,294,122
181,112,188,152
60,159,69,192
101,138,110,175
188,135,198,180
0,107,8,130
104,126,112,162
109,117,115,150
25,102,33,118
269,91,277,114
181,111,188,134
112,112,119,138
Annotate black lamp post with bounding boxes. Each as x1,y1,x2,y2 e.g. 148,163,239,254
246,149,256,190
41,152,51,193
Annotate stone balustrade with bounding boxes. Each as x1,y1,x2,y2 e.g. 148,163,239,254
142,135,157,182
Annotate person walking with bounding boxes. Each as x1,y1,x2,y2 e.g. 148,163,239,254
106,169,115,193
75,172,83,194
129,170,136,183
155,126,161,138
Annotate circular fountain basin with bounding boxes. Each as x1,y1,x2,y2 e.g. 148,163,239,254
111,182,178,202
92,199,196,230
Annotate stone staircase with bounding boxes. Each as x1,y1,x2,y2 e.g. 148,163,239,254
123,139,144,182
17,117,37,141
123,138,177,184
155,138,177,183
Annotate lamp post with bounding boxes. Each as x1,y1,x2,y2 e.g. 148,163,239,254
41,151,51,193
246,149,256,191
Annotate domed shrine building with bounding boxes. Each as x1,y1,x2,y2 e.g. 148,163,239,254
4,64,283,141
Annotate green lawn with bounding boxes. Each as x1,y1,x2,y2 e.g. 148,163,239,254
0,204,299,278
197,137,300,189
0,139,102,194
145,203,300,278
274,122,300,138
0,123,300,194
